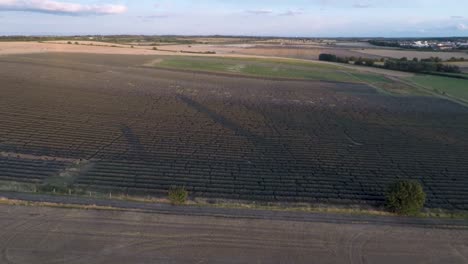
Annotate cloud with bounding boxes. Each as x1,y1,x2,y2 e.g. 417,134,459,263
279,9,304,16
0,0,127,15
245,9,272,15
352,3,371,8
457,23,468,30
451,16,464,19
138,14,170,20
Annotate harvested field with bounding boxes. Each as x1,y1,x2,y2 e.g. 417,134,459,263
161,44,382,60
0,53,468,210
236,45,382,60
354,48,468,60
0,41,169,56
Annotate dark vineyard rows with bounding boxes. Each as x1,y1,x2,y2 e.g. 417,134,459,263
1,53,468,210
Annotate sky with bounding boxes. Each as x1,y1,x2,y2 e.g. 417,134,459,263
0,0,467,37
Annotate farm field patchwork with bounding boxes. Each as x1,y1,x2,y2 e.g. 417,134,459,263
0,53,467,210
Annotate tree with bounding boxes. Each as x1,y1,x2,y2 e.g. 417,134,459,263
364,58,375,66
168,186,188,205
386,180,426,215
318,53,337,62
354,58,365,65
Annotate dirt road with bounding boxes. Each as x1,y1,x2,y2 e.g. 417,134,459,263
0,203,467,264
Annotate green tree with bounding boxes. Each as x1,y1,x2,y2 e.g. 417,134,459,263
318,53,337,62
168,186,188,205
386,180,426,215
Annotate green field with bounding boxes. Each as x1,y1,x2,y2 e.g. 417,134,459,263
408,75,468,102
152,56,391,84
150,56,468,101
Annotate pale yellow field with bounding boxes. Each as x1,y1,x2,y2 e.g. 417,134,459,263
0,41,168,55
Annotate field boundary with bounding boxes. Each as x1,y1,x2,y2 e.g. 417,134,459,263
1,192,467,229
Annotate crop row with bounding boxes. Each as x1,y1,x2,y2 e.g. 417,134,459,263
1,57,468,210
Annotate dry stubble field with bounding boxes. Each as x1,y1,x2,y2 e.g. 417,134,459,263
0,53,467,210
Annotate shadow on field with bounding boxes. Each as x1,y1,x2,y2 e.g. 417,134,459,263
177,95,265,142
120,125,147,159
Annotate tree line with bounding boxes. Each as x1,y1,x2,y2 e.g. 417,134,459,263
318,54,462,74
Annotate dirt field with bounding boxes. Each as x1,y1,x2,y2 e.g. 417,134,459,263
0,53,467,210
1,204,467,264
161,44,382,60
354,48,468,60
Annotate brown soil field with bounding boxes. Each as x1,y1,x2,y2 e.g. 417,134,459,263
0,53,467,210
162,44,382,60
354,48,468,60
1,204,467,264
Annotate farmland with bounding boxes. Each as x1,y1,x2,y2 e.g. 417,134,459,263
148,56,394,83
407,75,468,103
353,48,468,60
0,52,468,211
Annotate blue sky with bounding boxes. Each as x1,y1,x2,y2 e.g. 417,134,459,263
0,0,467,37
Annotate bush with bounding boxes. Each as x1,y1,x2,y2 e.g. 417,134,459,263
67,41,72,44
364,58,375,66
168,186,188,205
386,180,426,215
319,53,337,62
354,58,364,65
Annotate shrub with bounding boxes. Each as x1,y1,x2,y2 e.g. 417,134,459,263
67,41,72,44
39,183,70,194
168,186,188,205
152,47,158,50
319,53,337,62
354,58,364,65
364,58,375,66
386,180,426,215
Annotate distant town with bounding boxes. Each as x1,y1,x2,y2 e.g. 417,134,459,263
369,39,468,50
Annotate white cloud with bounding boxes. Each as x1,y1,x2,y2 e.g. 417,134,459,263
457,23,468,30
0,0,127,15
352,3,372,8
279,9,304,16
245,9,273,15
